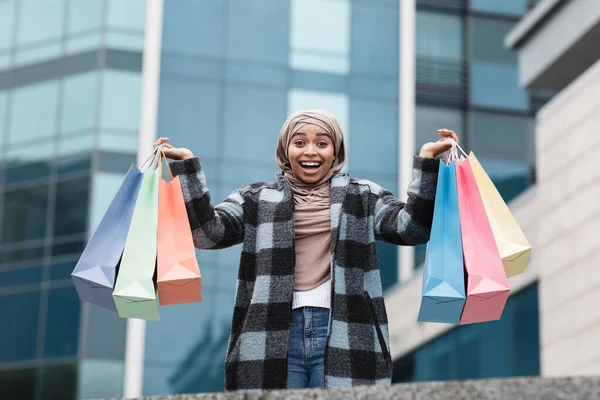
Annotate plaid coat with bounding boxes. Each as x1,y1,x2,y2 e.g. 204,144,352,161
170,156,439,391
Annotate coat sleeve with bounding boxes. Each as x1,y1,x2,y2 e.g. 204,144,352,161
372,156,439,246
170,157,245,249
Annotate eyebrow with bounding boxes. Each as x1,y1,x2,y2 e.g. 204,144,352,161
291,132,331,138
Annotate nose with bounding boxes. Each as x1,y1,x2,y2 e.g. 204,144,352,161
304,143,317,155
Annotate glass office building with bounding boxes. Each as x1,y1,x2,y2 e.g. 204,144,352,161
0,0,545,398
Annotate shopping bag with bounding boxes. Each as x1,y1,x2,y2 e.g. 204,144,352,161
468,153,531,277
457,157,510,325
156,151,202,305
418,158,465,323
71,153,156,311
112,158,161,321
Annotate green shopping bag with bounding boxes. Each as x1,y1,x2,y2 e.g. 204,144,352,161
112,165,160,321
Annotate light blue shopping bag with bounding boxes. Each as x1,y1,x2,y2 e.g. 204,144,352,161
417,159,466,323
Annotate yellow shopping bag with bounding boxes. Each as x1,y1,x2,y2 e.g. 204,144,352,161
468,153,531,277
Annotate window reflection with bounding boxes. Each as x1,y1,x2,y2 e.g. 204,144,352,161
227,0,289,65
471,17,517,63
61,72,99,134
289,0,350,74
2,185,49,244
470,61,528,110
44,287,80,358
100,71,142,131
0,367,36,400
54,178,90,237
17,0,65,46
68,0,105,34
106,0,147,31
0,1,15,51
0,265,43,287
9,81,59,144
470,0,526,16
0,291,40,362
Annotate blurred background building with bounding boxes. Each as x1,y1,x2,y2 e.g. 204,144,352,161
6,0,598,399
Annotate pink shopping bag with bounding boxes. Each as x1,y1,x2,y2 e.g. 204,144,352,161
456,157,509,325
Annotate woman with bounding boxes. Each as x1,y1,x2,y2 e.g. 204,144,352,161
155,109,459,391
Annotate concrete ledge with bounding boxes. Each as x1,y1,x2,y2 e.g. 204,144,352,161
101,376,600,400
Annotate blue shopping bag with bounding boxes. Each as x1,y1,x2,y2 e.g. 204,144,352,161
417,159,466,323
72,152,157,311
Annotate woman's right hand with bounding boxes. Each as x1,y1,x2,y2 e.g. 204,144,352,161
153,137,194,160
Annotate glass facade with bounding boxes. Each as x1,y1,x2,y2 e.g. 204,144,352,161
0,0,146,399
393,284,540,382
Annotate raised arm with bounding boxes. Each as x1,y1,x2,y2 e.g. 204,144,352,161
170,157,245,249
372,156,439,245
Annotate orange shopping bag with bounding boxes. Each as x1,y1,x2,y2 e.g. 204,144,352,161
156,150,202,305
456,155,509,325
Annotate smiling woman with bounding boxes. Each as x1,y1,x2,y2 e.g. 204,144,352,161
153,109,459,391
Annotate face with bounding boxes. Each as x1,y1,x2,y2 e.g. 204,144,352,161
288,124,336,184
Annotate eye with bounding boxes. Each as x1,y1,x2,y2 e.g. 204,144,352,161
294,140,305,146
317,141,329,147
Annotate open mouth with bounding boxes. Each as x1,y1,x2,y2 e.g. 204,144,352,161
299,161,322,170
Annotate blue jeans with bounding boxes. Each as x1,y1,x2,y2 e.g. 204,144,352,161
287,307,330,389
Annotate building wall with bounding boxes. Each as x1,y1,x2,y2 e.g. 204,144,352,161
533,56,600,376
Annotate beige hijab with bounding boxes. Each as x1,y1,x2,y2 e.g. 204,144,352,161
276,109,347,203
276,109,347,291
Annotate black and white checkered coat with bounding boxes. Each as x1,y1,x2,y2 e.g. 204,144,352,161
170,156,439,391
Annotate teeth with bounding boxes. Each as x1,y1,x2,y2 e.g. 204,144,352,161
300,162,321,167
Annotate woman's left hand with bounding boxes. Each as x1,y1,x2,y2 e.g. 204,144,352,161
419,129,460,159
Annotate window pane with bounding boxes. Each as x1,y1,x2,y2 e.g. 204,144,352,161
105,31,145,51
0,92,7,148
0,265,43,287
0,368,36,400
100,71,142,131
61,72,99,134
44,287,80,358
470,61,528,110
56,154,93,176
49,259,76,281
40,364,77,400
471,0,526,16
290,0,349,74
17,0,65,46
2,185,49,244
14,42,62,66
4,158,53,185
228,0,290,65
68,0,105,34
471,17,517,63
162,0,224,57
0,291,40,362
0,1,16,50
54,178,90,237
78,360,124,400
58,132,95,157
351,2,398,77
51,239,86,257
223,86,286,164
10,81,59,144
416,106,463,153
157,80,220,161
470,111,533,163
0,245,45,264
106,0,146,31
417,12,463,61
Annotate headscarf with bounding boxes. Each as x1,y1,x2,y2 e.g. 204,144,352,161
275,109,347,205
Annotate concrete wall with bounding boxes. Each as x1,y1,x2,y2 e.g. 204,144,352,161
99,376,600,400
386,56,600,375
